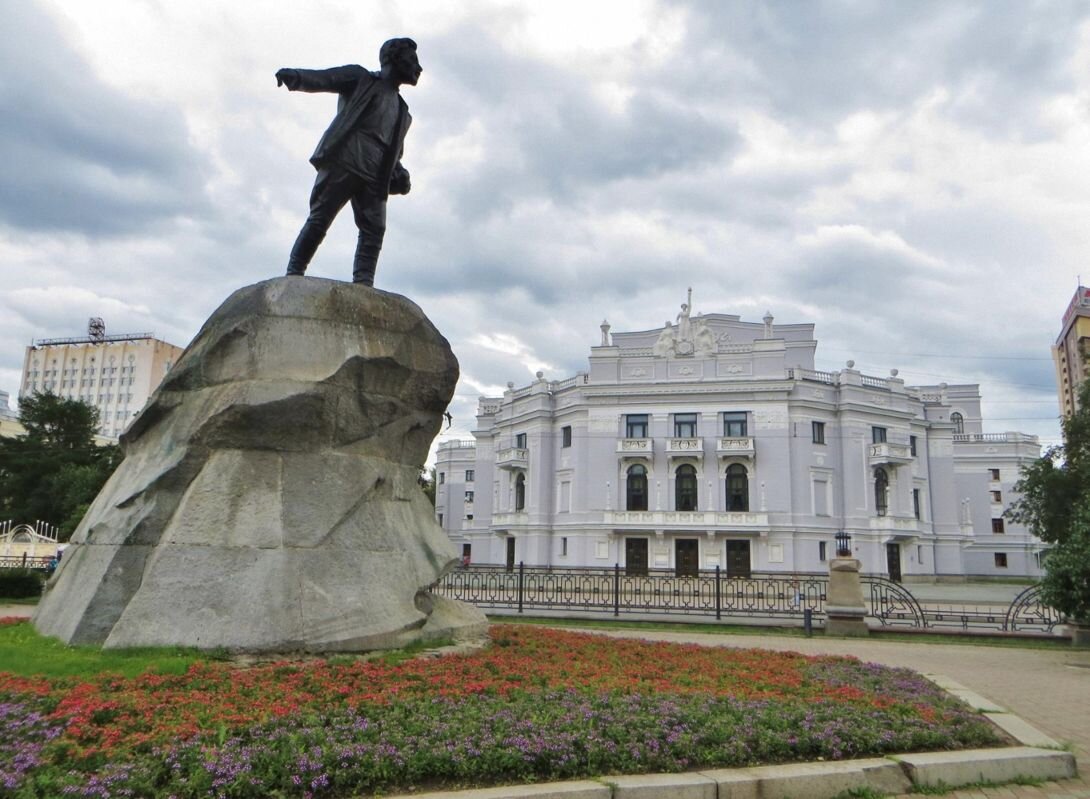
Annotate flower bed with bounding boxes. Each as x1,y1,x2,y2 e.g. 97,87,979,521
0,623,1000,798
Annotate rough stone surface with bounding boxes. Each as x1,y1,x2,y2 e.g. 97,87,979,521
33,277,487,651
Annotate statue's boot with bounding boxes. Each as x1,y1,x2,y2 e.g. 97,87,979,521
352,237,381,286
286,224,327,276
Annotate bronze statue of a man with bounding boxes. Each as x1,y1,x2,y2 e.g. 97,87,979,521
276,38,421,286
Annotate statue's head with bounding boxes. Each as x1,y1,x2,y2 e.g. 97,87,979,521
380,38,421,87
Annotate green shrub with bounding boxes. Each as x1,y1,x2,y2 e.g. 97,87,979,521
0,567,45,599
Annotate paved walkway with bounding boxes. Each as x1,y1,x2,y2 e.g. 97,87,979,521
557,625,1090,799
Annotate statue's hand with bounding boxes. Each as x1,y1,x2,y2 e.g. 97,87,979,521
389,166,411,195
275,68,297,89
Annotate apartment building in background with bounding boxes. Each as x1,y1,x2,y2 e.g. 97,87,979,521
18,318,185,439
1052,284,1090,416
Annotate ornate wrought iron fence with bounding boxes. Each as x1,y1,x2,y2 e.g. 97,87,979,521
435,564,1065,635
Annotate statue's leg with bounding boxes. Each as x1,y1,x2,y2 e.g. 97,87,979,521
286,168,360,276
349,190,387,286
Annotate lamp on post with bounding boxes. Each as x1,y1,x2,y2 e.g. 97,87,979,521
835,531,852,558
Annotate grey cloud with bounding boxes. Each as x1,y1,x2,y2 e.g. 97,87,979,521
671,0,1087,133
0,4,209,235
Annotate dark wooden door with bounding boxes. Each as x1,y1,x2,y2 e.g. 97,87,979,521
625,538,649,576
505,537,516,572
675,539,699,577
726,540,751,577
886,543,902,582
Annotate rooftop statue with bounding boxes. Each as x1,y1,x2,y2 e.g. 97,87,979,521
276,38,421,286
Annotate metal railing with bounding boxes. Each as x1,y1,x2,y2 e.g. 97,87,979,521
435,564,1065,635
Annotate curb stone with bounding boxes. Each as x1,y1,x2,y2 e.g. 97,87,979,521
385,748,1075,799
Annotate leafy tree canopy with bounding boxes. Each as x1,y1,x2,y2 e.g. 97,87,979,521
1007,378,1090,620
0,391,120,539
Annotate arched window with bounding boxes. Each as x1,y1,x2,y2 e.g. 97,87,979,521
874,467,889,516
951,412,964,434
675,464,698,511
514,473,526,511
626,464,648,511
726,464,749,511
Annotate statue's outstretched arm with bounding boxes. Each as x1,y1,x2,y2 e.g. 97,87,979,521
274,65,366,94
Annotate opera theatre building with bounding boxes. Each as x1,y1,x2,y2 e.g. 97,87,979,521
436,297,1043,581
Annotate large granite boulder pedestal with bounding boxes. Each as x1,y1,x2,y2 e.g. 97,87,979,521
33,277,487,652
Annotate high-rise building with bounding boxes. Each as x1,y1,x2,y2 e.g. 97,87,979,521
1052,285,1090,417
437,296,1044,580
18,319,185,439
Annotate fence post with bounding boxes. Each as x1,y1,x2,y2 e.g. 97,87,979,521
613,563,620,617
715,565,722,620
517,561,524,614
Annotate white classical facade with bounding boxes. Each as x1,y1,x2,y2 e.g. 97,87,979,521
436,298,1043,581
18,319,184,439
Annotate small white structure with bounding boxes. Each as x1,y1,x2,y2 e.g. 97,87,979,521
0,521,60,564
436,294,1043,580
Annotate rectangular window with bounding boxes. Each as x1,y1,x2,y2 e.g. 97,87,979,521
561,537,568,556
438,513,444,527
438,472,445,484
562,425,572,447
723,412,747,437
994,552,1008,568
819,541,827,562
913,489,921,520
991,490,1002,503
872,426,887,444
559,480,571,513
989,468,1001,481
812,421,825,444
909,435,917,456
464,491,474,502
674,413,698,437
515,433,527,449
625,414,649,438
992,518,1006,533
465,470,475,482
813,477,829,516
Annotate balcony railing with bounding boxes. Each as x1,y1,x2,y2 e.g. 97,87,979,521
604,510,768,528
869,515,920,533
495,447,528,470
666,437,703,456
869,442,912,466
492,512,529,527
716,436,754,458
616,438,653,455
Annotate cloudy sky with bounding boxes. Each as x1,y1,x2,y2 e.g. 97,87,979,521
3,0,1088,451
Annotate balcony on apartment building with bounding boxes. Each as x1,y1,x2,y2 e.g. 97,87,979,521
616,437,653,456
666,437,704,460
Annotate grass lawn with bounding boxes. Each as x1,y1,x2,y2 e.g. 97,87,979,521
0,619,1002,798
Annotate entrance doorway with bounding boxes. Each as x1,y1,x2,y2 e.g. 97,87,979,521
505,537,516,572
625,538,649,576
675,539,699,577
886,542,902,582
725,540,752,577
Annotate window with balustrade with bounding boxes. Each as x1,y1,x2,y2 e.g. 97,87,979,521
722,412,747,437
674,413,697,438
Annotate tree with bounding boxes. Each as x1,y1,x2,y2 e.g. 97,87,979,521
0,392,120,539
418,466,436,506
1007,378,1090,620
